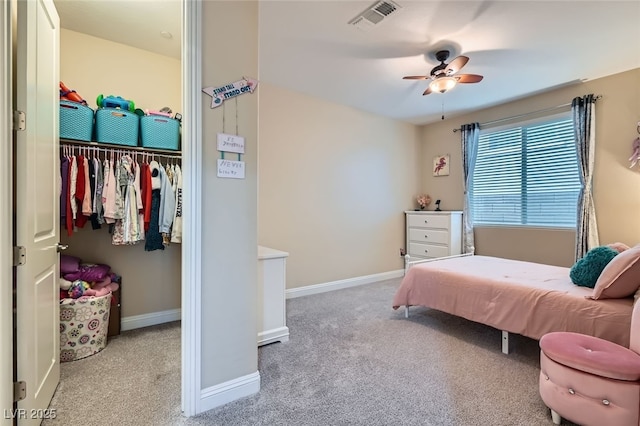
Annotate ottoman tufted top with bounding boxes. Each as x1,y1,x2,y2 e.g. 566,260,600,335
541,331,640,381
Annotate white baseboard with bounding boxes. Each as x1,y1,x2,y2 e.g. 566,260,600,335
258,326,289,346
121,308,181,331
286,269,404,299
199,371,260,413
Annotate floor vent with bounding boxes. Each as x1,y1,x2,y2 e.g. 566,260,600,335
349,1,402,31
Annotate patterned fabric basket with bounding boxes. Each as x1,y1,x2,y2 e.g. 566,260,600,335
140,115,180,150
59,101,94,141
95,107,139,146
60,293,111,362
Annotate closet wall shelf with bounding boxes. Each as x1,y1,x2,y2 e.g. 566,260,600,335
60,138,181,156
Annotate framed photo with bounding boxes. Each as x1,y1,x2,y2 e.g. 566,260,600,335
433,154,450,176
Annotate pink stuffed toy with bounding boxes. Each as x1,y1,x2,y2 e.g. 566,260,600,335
82,276,120,297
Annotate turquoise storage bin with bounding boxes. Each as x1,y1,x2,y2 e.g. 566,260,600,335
95,108,139,147
59,101,94,141
140,115,180,150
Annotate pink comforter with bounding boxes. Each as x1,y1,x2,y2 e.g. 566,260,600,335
392,255,633,347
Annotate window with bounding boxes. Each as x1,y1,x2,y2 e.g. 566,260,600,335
470,114,581,228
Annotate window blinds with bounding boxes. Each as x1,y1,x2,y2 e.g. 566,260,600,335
470,116,581,227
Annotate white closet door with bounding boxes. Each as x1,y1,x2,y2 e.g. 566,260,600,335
15,0,61,423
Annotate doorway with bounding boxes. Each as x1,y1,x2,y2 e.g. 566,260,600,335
53,0,184,421
3,0,202,421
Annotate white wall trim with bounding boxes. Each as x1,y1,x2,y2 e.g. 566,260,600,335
121,309,181,332
258,326,289,346
181,0,203,418
286,269,404,299
199,371,260,413
1,2,14,424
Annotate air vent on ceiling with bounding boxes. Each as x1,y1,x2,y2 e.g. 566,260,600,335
348,1,402,31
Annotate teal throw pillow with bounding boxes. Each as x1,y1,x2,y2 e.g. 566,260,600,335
570,246,619,288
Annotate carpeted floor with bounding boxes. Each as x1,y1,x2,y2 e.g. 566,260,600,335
45,278,571,426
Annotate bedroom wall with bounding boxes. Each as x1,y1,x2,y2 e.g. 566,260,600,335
200,0,259,390
420,68,640,267
59,29,182,317
258,83,422,289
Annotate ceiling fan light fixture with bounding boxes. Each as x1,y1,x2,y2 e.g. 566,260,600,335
430,76,457,94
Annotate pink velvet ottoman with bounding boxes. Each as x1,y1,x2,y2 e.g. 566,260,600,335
539,331,640,426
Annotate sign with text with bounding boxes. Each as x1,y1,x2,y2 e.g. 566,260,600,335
217,133,245,154
217,159,245,179
202,77,258,108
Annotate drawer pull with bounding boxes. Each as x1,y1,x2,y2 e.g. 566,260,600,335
424,235,428,239
424,249,428,254
424,220,428,224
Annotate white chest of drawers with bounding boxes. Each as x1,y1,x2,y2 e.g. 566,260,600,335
405,211,463,260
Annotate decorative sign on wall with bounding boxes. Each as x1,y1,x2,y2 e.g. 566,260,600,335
202,77,258,108
217,159,245,179
433,154,450,177
217,133,245,154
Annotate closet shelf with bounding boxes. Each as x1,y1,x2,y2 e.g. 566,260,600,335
60,138,181,156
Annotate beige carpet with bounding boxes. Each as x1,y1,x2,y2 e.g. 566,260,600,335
45,278,576,425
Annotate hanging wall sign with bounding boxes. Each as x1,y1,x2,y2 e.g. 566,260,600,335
217,159,245,179
217,133,245,154
202,77,258,108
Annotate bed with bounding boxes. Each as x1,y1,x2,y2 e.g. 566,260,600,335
392,254,634,353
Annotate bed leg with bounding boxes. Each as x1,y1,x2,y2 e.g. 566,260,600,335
550,409,561,425
404,254,410,275
404,306,409,318
501,331,509,354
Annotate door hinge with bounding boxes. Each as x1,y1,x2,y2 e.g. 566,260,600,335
13,246,26,266
13,381,26,402
13,111,26,131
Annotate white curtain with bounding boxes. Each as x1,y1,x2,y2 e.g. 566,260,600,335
461,123,480,254
572,94,598,260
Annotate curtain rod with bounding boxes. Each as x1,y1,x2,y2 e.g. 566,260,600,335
452,94,602,133
60,142,182,159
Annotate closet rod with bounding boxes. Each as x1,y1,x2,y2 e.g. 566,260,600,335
60,138,181,157
60,143,182,160
452,94,602,133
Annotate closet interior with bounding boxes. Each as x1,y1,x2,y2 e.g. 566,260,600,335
58,21,183,354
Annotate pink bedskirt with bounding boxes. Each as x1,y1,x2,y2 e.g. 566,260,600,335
393,255,633,347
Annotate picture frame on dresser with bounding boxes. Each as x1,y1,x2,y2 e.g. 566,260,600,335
405,210,463,260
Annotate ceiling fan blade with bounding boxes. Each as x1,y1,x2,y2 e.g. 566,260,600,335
456,74,484,83
403,75,430,80
445,55,469,75
422,86,433,96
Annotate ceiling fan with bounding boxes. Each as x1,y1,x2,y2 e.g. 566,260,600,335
403,50,483,95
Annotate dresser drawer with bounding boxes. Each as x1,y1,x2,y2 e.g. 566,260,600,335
408,228,449,245
409,242,450,259
407,214,450,229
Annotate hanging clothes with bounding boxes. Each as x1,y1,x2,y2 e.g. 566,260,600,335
134,160,145,241
140,162,152,232
59,144,182,249
102,158,117,224
93,156,105,226
112,155,142,245
171,164,182,244
145,161,165,251
60,155,69,223
87,157,101,230
113,156,125,221
81,155,92,217
68,155,78,232
157,162,176,246
74,154,89,229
